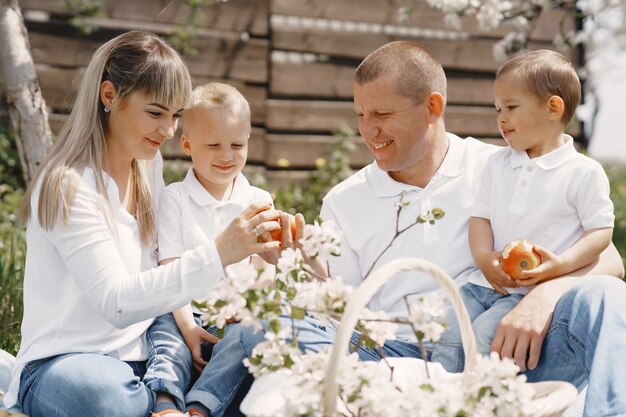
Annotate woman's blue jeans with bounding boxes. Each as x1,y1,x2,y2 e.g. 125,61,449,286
18,313,192,417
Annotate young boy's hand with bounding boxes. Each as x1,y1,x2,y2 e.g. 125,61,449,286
181,325,220,373
475,251,517,295
515,246,564,286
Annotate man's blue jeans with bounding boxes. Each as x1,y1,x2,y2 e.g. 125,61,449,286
18,313,192,417
240,314,424,361
238,275,626,417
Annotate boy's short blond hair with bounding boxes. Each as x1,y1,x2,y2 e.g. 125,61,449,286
496,50,581,125
190,82,250,119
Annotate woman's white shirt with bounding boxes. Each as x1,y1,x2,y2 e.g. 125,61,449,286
4,155,225,407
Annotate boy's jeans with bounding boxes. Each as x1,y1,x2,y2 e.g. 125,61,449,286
431,283,524,372
18,313,191,417
185,323,251,417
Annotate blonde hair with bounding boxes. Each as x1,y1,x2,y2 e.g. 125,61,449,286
355,41,447,106
496,49,581,124
186,82,250,123
20,30,192,246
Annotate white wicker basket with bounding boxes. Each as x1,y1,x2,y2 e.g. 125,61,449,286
241,258,579,417
324,258,579,417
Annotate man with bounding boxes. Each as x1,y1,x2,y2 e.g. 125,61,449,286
240,41,625,416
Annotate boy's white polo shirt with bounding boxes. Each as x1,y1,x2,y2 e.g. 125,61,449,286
468,136,615,293
158,167,272,271
321,133,497,341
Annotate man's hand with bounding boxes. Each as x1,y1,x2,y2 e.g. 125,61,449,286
490,288,554,371
474,251,516,295
181,325,220,373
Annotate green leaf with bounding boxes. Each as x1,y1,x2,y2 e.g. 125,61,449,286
269,318,282,334
291,307,305,320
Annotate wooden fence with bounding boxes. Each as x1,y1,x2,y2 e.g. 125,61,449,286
14,0,579,183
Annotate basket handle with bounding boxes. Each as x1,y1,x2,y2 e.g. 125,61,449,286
324,258,477,415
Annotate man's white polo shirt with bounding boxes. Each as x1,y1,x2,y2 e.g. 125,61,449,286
321,133,497,341
158,168,272,306
468,135,615,293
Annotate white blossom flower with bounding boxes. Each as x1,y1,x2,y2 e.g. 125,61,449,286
226,262,258,293
358,308,398,346
275,247,307,285
291,278,353,317
300,220,342,259
243,330,302,378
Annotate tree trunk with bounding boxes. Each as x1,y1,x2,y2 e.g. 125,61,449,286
0,0,52,183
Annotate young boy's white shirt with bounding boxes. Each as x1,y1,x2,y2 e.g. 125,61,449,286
158,167,272,309
321,133,497,342
468,135,615,293
5,153,227,407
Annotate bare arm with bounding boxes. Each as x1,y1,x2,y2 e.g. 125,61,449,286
491,242,623,371
516,228,614,286
469,217,517,294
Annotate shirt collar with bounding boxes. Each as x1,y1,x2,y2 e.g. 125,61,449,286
183,168,252,207
510,135,577,170
368,132,466,197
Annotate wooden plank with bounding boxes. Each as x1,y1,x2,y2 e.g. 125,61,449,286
271,61,496,105
36,65,83,111
19,0,66,14
266,100,580,138
20,0,269,36
271,61,355,98
183,37,268,83
108,0,269,37
271,0,571,41
265,134,372,169
266,100,356,132
272,27,556,72
27,29,268,83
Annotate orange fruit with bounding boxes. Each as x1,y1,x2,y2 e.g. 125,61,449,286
269,214,297,243
499,239,542,280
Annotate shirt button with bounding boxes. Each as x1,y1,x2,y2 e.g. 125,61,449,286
526,166,533,172
521,180,528,187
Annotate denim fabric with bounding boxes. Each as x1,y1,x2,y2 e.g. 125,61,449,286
431,283,524,372
186,323,251,417
524,275,626,417
145,313,193,410
18,353,154,417
240,314,423,361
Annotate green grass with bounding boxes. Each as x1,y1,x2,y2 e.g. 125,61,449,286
607,165,626,270
0,230,25,355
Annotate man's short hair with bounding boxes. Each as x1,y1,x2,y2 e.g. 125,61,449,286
496,49,581,124
355,41,447,105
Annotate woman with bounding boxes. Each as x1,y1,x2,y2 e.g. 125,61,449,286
4,30,281,417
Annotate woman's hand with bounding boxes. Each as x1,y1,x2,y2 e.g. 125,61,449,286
215,202,282,267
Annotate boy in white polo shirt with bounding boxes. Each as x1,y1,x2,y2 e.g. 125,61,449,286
432,50,615,371
152,82,276,417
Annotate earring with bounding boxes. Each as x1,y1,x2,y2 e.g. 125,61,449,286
104,106,110,113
